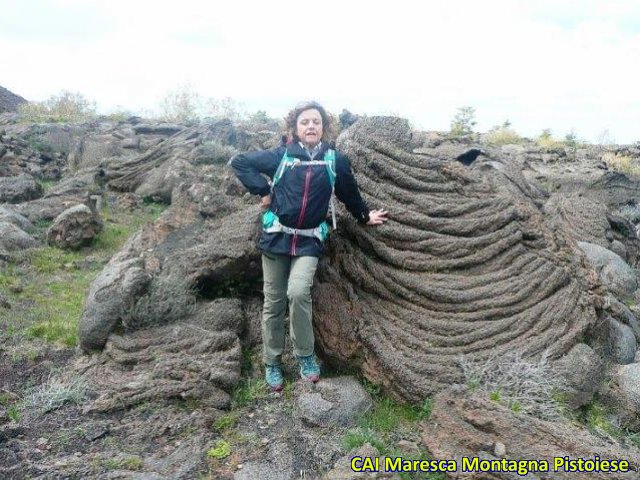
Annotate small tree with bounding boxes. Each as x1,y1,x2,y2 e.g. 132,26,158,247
203,96,244,121
159,85,202,123
539,128,552,141
450,106,476,136
564,130,578,160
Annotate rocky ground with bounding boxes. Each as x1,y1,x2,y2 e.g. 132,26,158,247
2,112,640,479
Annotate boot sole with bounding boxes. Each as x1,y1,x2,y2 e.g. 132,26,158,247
300,372,320,383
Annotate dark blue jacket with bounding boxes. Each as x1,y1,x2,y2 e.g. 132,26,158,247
230,141,370,257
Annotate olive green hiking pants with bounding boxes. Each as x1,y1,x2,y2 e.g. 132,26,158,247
261,253,319,365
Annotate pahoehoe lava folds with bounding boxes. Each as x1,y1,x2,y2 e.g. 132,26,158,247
313,117,598,402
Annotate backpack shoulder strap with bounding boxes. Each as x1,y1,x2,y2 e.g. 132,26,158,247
323,149,336,188
272,149,295,187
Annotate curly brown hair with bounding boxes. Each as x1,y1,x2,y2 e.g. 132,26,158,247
284,101,336,143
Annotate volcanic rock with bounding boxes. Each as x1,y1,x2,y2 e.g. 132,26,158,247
0,174,43,203
0,85,26,113
313,117,598,402
46,204,103,250
421,386,640,479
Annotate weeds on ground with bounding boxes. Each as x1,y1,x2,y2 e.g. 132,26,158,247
102,455,143,471
602,153,640,177
459,351,564,420
95,200,166,254
341,377,441,480
536,129,566,152
575,399,640,449
231,378,270,409
23,374,88,414
617,203,640,224
212,412,241,432
36,179,58,195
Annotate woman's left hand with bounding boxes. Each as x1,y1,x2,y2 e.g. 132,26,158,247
366,209,389,226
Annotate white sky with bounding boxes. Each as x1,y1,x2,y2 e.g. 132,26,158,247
1,0,639,143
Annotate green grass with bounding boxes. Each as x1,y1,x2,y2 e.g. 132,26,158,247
0,200,168,347
94,200,166,254
231,378,269,408
342,428,387,453
36,179,58,194
577,399,640,449
213,412,241,432
340,384,439,480
583,401,620,438
361,396,433,433
8,405,21,422
30,247,84,274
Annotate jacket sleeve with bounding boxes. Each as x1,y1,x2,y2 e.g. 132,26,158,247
228,147,283,197
334,153,370,224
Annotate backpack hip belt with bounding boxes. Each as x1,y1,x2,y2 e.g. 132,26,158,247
262,210,330,242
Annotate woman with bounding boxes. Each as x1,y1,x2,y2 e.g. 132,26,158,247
230,101,388,391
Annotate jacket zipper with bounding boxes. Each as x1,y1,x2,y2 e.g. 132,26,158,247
291,165,312,255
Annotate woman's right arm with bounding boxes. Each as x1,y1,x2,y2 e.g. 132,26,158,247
228,147,283,197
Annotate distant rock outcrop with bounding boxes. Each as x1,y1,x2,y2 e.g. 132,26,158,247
0,85,27,113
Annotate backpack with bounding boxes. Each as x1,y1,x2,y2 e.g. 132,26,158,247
262,147,337,242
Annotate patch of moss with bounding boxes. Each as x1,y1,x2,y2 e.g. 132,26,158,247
208,440,231,460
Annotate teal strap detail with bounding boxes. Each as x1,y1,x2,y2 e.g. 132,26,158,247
324,149,336,187
272,149,337,188
262,210,330,242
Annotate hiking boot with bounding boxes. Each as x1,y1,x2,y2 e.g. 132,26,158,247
297,354,320,383
265,363,283,392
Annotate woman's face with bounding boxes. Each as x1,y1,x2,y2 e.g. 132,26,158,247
296,108,323,148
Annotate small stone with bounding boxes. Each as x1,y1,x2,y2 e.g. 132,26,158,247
237,464,243,469
494,442,507,457
397,440,420,454
260,438,269,446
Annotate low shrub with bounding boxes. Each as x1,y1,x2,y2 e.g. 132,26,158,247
23,374,88,414
18,91,96,123
602,153,640,176
536,129,565,152
459,351,563,420
617,203,640,224
486,126,523,145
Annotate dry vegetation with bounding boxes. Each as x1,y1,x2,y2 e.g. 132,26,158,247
602,152,640,176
